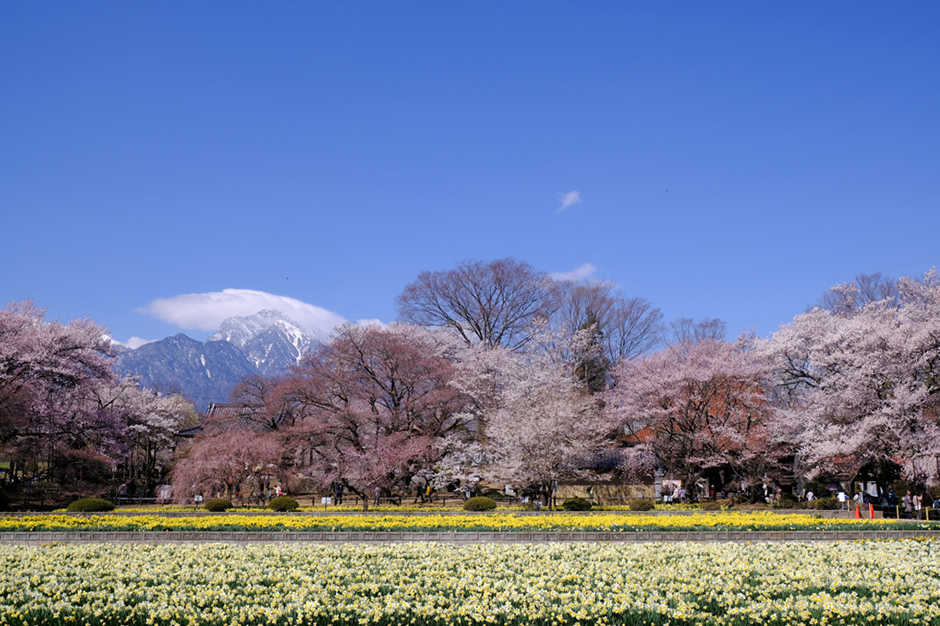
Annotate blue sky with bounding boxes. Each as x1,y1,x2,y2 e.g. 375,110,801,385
2,3,938,348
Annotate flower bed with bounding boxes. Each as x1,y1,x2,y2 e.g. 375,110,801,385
0,511,934,533
1,540,939,625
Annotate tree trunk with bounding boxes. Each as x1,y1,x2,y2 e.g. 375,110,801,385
344,481,369,511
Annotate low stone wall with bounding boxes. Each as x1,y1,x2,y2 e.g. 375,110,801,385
3,529,939,545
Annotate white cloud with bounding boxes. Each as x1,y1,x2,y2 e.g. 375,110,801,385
549,263,597,282
556,190,582,213
139,289,347,339
354,318,386,328
123,336,157,350
106,335,156,350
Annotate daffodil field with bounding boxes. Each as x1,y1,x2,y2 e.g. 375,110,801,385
3,540,940,626
3,512,939,625
0,511,934,533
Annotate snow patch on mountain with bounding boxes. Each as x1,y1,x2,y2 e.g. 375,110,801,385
208,309,319,375
209,309,291,348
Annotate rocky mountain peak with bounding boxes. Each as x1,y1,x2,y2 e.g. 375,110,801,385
208,309,298,349
116,310,321,409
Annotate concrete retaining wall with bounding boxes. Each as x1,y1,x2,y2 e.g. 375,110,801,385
3,530,940,545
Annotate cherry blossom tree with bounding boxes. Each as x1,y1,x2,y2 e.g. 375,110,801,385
229,374,293,431
0,301,199,505
278,323,469,508
606,338,782,495
760,269,940,486
0,301,117,502
440,326,617,507
0,302,115,426
170,429,283,504
94,377,197,497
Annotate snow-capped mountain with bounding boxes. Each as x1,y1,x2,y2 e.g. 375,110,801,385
115,310,321,409
209,309,291,348
208,309,318,375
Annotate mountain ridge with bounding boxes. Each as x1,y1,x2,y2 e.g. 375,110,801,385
115,310,321,409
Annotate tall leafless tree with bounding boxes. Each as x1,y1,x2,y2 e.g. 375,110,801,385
669,317,727,345
555,280,664,365
397,258,560,351
817,272,899,317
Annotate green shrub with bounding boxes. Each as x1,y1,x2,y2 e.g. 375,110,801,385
775,494,797,509
204,498,233,512
812,497,839,510
927,485,940,503
892,480,913,497
803,480,828,499
629,498,655,511
268,496,299,512
66,497,115,512
462,496,497,511
561,497,592,511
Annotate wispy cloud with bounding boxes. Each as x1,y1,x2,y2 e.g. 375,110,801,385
556,190,582,213
123,336,157,349
549,263,597,282
139,289,347,339
354,318,386,328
